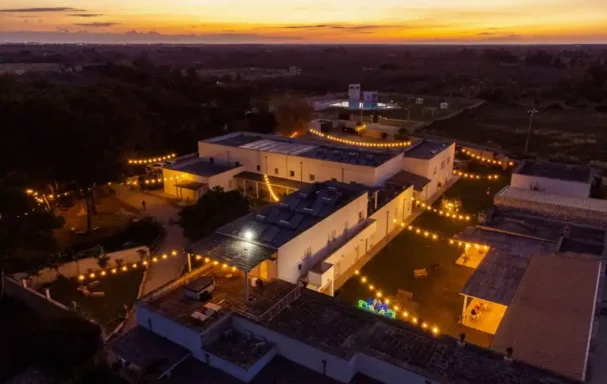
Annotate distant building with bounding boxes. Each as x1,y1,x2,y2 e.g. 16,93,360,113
348,84,361,109
511,160,594,198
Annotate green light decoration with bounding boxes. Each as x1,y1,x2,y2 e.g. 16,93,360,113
358,299,396,320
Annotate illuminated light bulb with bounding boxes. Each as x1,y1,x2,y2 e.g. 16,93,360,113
162,254,168,259
232,266,237,271
466,216,471,221
424,231,429,237
403,311,409,318
78,275,85,281
369,285,374,291
171,250,178,256
400,222,405,227
361,277,367,283
384,299,390,305
152,257,158,263
100,271,107,276
195,255,202,260
416,229,421,234
474,244,480,249
484,245,489,250
121,266,128,271
89,273,95,279
432,327,439,335
354,270,360,275
394,305,399,311
204,257,210,263
112,268,117,274
392,218,397,223
408,226,413,230
422,322,428,329
465,244,471,249
376,291,382,298
222,263,228,269
412,317,418,324
432,234,438,240
213,261,219,266
142,260,148,265
132,263,137,268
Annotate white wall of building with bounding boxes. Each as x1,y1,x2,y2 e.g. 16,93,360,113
162,168,206,198
403,143,455,200
136,304,202,352
199,140,393,186
276,193,369,284
368,187,413,249
208,166,244,191
510,174,591,198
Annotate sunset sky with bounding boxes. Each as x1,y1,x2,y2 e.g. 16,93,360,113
1,0,606,43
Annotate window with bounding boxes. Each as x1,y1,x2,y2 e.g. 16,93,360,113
289,170,295,177
309,174,316,181
447,156,451,165
274,168,279,175
441,160,445,170
256,165,261,171
433,167,437,175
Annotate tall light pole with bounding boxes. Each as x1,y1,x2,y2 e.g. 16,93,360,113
524,108,538,156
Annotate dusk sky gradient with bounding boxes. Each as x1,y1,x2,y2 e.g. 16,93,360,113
1,0,606,43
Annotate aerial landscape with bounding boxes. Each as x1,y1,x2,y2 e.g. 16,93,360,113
1,1,607,384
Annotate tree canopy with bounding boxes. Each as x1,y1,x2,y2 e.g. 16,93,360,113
178,187,250,241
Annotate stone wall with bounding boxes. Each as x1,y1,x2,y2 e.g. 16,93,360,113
494,195,607,229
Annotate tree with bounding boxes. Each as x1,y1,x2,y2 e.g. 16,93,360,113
178,187,250,241
273,97,313,137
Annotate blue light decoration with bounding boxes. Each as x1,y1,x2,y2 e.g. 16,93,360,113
358,298,396,320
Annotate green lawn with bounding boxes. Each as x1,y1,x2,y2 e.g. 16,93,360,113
44,269,144,334
338,170,511,347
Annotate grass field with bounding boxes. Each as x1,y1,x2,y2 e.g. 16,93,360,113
338,168,510,347
422,102,607,165
43,269,144,334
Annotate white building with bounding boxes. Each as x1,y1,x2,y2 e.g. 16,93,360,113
510,160,594,198
193,180,414,296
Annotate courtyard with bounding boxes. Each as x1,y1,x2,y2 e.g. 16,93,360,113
338,167,510,347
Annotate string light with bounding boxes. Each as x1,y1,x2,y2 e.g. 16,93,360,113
128,153,177,165
308,128,412,148
356,273,440,336
460,149,514,167
405,224,490,250
264,174,280,202
412,199,471,222
453,170,500,181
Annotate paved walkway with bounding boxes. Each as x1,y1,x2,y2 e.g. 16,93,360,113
114,186,189,332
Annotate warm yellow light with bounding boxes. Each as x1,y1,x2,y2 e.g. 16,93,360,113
403,311,409,318
354,270,360,275
78,274,85,281
361,277,367,283
204,257,210,263
369,284,374,290
232,266,237,271
222,263,228,269
412,317,418,324
422,322,428,329
152,257,158,263
394,305,399,311
89,273,95,279
195,255,202,260
162,254,168,259
171,250,178,256
142,260,148,265
392,218,397,223
376,292,382,298
384,298,390,304
449,239,454,244
408,226,413,230
432,234,438,240
100,271,106,276
112,268,117,274
432,327,439,335
132,263,137,268
213,261,219,265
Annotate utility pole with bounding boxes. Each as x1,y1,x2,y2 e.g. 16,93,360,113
524,108,538,156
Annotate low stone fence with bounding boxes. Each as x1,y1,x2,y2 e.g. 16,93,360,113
14,246,150,290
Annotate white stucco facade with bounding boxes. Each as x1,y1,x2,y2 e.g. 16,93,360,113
510,173,591,198
402,142,455,199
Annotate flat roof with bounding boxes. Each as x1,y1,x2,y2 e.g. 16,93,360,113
496,186,607,214
216,181,367,249
192,233,276,272
265,290,579,384
491,253,601,380
166,158,239,177
385,170,429,191
110,327,189,372
403,139,453,160
458,227,556,305
514,160,592,183
205,132,398,167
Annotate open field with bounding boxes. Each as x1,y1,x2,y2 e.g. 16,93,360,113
43,269,144,334
422,102,607,165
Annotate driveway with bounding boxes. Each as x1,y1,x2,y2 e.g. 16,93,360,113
114,186,189,332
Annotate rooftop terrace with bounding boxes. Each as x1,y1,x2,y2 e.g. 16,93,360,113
205,132,399,167
403,139,453,160
514,160,592,183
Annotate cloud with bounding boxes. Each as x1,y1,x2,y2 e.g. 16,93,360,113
281,24,387,31
69,13,102,17
0,30,302,44
74,22,119,27
0,7,84,13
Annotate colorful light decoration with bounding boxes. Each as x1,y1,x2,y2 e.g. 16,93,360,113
355,270,440,335
128,153,177,165
308,128,412,148
460,149,514,167
264,174,280,202
453,170,500,180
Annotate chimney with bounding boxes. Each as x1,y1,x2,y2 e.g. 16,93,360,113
374,190,379,210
